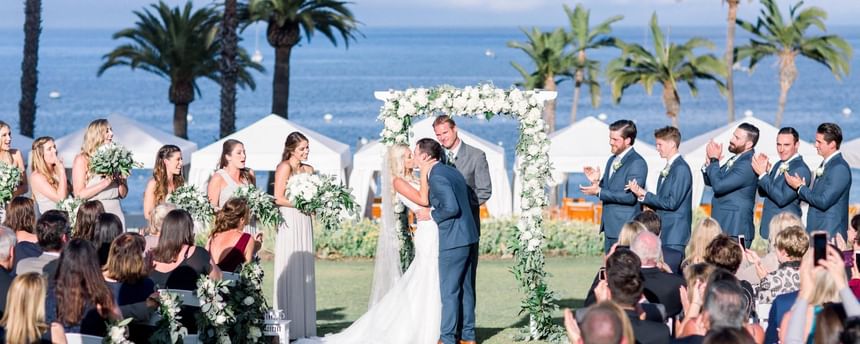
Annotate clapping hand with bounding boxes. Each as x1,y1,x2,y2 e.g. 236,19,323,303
706,140,723,161
583,166,601,184
579,183,600,196
784,173,806,190
625,179,645,198
563,308,582,344
751,153,770,176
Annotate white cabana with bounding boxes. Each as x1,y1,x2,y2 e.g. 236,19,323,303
188,114,352,189
54,114,198,169
348,117,513,217
680,115,822,206
512,116,664,211
842,137,860,169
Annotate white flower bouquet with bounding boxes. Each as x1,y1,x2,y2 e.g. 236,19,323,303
89,142,143,176
229,262,268,343
233,185,282,228
103,318,134,344
286,173,360,231
167,185,215,224
0,162,21,207
196,276,234,344
151,291,188,344
57,197,83,227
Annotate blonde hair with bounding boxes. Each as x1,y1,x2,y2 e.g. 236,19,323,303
768,212,804,252
808,267,840,306
774,225,808,259
80,119,110,159
684,217,722,266
0,273,48,344
30,137,59,189
148,203,177,236
618,221,646,246
682,263,716,305
387,144,414,181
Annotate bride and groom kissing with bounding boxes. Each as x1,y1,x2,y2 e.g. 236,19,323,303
302,119,485,344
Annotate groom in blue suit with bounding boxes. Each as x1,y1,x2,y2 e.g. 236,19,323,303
703,123,760,247
786,123,852,238
751,127,811,240
581,119,648,253
414,138,479,344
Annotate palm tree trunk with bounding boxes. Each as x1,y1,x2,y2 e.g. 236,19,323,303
219,0,239,138
271,45,294,119
169,81,194,139
543,75,557,133
18,0,41,138
776,52,798,127
662,81,681,128
724,0,739,124
173,103,189,139
570,51,585,123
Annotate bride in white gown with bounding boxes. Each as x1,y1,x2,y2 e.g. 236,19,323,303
299,144,441,344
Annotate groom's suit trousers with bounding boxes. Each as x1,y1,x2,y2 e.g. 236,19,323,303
439,243,478,344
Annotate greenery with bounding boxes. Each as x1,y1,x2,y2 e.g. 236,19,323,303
735,0,853,126
507,28,567,132
97,1,263,139
607,13,727,128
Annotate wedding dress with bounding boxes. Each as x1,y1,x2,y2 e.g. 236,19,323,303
298,192,441,344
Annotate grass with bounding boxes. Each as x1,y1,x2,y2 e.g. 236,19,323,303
259,256,603,343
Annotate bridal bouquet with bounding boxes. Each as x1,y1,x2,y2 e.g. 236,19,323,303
0,162,21,207
233,185,282,228
286,173,360,231
89,142,142,176
57,197,83,227
167,185,215,224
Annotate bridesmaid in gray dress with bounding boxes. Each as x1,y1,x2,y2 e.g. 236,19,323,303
29,137,69,216
0,121,28,223
206,139,257,231
273,132,316,339
71,119,128,228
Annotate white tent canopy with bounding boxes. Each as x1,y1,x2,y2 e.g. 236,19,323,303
680,115,822,206
842,138,860,169
513,116,664,211
349,116,513,217
188,114,352,189
54,114,198,169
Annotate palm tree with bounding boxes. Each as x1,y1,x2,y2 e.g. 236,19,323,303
98,1,263,139
18,0,41,138
607,13,726,128
220,0,240,138
735,0,852,127
240,0,360,119
508,27,569,133
563,4,622,123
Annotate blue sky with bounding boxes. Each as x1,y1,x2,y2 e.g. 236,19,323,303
2,0,859,29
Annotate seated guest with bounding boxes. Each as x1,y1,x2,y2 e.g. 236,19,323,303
94,213,123,266
634,210,683,274
749,226,807,304
616,221,646,248
681,217,722,271
764,291,798,344
150,209,222,289
563,301,635,344
48,239,119,336
631,230,686,318
17,211,67,277
736,212,803,284
594,249,670,344
145,203,176,254
207,198,260,272
676,276,760,343
0,226,16,317
3,197,41,266
704,234,756,318
103,233,157,343
0,273,65,343
72,200,103,241
679,263,716,330
701,327,756,344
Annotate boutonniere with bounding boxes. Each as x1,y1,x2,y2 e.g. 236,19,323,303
726,158,736,169
816,166,825,177
612,161,623,172
660,166,670,177
777,164,789,175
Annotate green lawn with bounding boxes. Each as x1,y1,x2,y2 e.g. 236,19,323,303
259,256,602,343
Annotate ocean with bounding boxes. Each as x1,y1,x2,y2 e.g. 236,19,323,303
0,26,858,217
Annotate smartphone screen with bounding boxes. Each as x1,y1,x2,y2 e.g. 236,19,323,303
813,233,827,265
738,235,746,249
598,267,606,281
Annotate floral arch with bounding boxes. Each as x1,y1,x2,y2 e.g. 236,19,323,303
376,84,560,339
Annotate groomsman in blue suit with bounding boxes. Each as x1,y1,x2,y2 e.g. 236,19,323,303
751,127,811,240
703,123,759,247
786,123,852,238
628,126,692,252
581,120,648,253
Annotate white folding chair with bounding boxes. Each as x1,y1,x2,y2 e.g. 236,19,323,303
65,334,104,344
223,272,240,281
184,334,199,344
757,303,772,329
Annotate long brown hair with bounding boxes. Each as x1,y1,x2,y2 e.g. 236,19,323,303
281,132,308,162
152,145,185,205
55,239,116,326
211,198,249,238
152,209,195,264
3,197,36,234
218,139,255,184
30,136,60,189
104,233,148,284
73,200,105,241
0,273,49,344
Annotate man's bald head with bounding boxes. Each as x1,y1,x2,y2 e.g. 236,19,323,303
581,302,624,344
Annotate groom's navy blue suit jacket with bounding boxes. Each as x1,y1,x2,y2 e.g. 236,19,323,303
429,163,479,250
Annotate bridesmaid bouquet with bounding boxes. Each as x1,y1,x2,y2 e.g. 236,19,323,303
89,142,143,176
0,162,21,207
233,185,282,228
286,173,360,231
57,197,83,227
167,185,215,224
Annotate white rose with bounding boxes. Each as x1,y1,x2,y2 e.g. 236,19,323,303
243,296,254,305
395,133,408,143
452,96,467,111
110,327,125,341
525,165,538,176
216,315,227,325
526,108,542,121
521,231,533,241
384,117,403,132
527,145,539,156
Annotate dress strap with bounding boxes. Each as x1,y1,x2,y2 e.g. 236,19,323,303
216,169,237,187
236,233,252,254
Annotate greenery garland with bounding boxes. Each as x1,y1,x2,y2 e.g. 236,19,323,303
151,291,188,344
228,262,268,343
196,276,234,344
